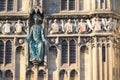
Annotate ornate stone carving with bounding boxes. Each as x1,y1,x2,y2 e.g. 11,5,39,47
93,18,103,32
78,19,87,34
65,19,73,34
49,19,59,34
15,20,24,34
2,20,13,34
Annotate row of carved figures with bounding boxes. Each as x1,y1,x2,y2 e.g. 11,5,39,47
0,20,28,35
48,17,120,34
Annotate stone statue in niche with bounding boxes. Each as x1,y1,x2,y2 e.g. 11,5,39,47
15,20,24,34
78,19,87,33
106,18,115,32
25,13,49,63
93,18,104,32
60,19,66,33
2,20,13,34
49,19,59,34
65,19,73,34
86,19,94,33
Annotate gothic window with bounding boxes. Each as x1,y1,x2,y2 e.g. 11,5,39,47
17,0,22,11
70,70,78,80
7,0,13,11
70,40,76,63
0,40,4,64
62,40,68,64
102,45,106,62
61,0,67,10
79,0,84,10
38,70,46,80
5,70,13,80
26,70,34,80
0,70,2,79
69,0,75,10
0,0,6,11
5,40,12,64
59,70,67,80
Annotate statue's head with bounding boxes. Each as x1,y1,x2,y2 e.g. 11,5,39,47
33,14,40,23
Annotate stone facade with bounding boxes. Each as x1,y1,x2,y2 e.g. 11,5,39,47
0,0,120,80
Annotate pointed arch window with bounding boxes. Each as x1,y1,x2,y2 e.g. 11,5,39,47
102,45,106,62
70,40,76,63
70,70,78,80
59,70,68,80
7,0,14,11
26,70,34,80
0,0,6,11
0,40,4,64
61,0,67,10
5,70,13,80
69,0,75,10
5,40,12,64
38,70,46,80
62,40,68,64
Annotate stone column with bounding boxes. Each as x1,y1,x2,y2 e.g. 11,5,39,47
89,43,92,80
109,42,114,80
91,0,96,10
104,44,108,80
92,37,98,80
99,44,103,80
34,66,38,80
107,0,111,9
57,45,61,80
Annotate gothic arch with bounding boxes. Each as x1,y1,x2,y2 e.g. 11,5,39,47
59,70,68,80
0,40,4,64
5,70,13,80
70,69,78,80
80,45,89,80
15,46,24,80
26,70,34,80
61,40,68,64
5,40,12,64
49,45,57,57
70,39,76,63
38,70,46,80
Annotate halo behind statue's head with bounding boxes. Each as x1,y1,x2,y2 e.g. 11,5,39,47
33,14,42,23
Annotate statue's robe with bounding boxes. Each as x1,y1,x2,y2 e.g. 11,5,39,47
26,24,46,62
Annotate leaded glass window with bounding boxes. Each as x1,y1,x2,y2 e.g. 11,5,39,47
62,40,68,64
69,0,75,10
0,0,6,11
70,40,76,63
0,40,4,64
5,40,12,64
61,0,67,10
7,0,13,11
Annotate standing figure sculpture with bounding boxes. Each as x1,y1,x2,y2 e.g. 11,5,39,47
78,19,87,34
15,20,24,34
49,19,59,34
65,19,73,34
26,14,48,62
2,20,13,34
